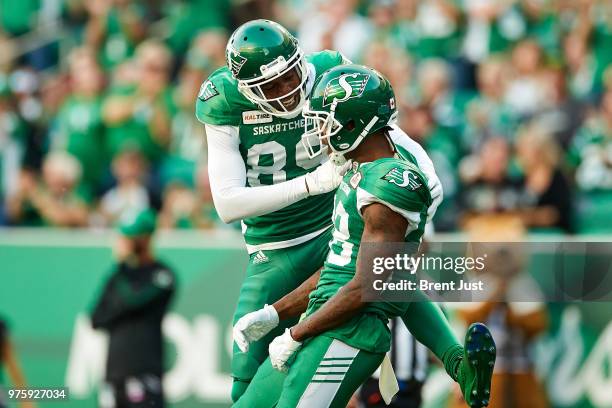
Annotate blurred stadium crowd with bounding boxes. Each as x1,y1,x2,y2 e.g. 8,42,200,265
0,0,610,233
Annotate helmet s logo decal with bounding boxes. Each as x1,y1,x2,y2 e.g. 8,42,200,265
322,73,370,107
198,80,219,101
228,49,247,77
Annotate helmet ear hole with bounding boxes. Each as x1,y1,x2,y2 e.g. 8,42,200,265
345,120,356,131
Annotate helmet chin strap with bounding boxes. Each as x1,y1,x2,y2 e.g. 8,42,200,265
384,129,398,157
327,115,380,166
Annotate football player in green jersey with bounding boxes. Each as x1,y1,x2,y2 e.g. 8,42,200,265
195,20,443,402
233,65,496,408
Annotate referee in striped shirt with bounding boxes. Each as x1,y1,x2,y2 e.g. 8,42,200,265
359,317,429,408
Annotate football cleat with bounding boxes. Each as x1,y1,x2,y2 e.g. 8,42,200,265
458,323,496,407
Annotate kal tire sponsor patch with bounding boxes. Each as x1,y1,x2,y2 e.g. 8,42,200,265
242,111,273,125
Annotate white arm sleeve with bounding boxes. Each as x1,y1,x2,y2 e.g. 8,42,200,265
387,124,443,224
205,124,309,223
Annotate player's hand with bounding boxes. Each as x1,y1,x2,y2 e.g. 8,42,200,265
269,328,302,372
304,160,352,196
233,304,279,352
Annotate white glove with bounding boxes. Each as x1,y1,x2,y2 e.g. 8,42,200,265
304,159,352,196
233,304,279,352
269,328,302,372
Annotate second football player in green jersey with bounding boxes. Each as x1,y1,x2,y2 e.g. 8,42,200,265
305,154,432,354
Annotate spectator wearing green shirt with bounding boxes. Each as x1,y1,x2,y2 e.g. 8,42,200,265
589,3,612,91
6,151,89,227
102,40,176,169
158,166,222,230
504,39,549,118
570,89,612,191
518,0,562,60
568,88,612,232
159,31,226,189
564,33,600,103
298,0,374,62
461,1,525,65
463,57,516,150
414,59,471,133
367,0,420,58
165,0,231,57
50,47,107,198
363,41,414,104
412,0,463,60
535,66,586,149
99,148,151,227
84,0,147,70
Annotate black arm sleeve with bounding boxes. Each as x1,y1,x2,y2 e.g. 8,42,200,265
91,265,176,328
90,273,120,329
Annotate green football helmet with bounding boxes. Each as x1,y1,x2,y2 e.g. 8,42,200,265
226,19,308,118
302,64,397,160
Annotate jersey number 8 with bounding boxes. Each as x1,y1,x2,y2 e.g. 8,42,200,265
246,140,321,186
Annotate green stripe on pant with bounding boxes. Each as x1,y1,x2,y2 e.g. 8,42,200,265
234,335,384,408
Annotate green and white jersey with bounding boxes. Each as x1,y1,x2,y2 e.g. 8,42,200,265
195,50,346,249
306,148,432,353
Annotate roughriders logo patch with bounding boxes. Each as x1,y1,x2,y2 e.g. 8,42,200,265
227,49,247,77
198,81,219,101
382,167,422,191
322,73,370,107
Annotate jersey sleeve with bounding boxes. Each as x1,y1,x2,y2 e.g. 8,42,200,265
388,124,443,223
356,160,432,227
307,50,351,76
195,68,243,126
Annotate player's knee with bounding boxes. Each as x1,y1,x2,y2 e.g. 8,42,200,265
231,378,250,403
